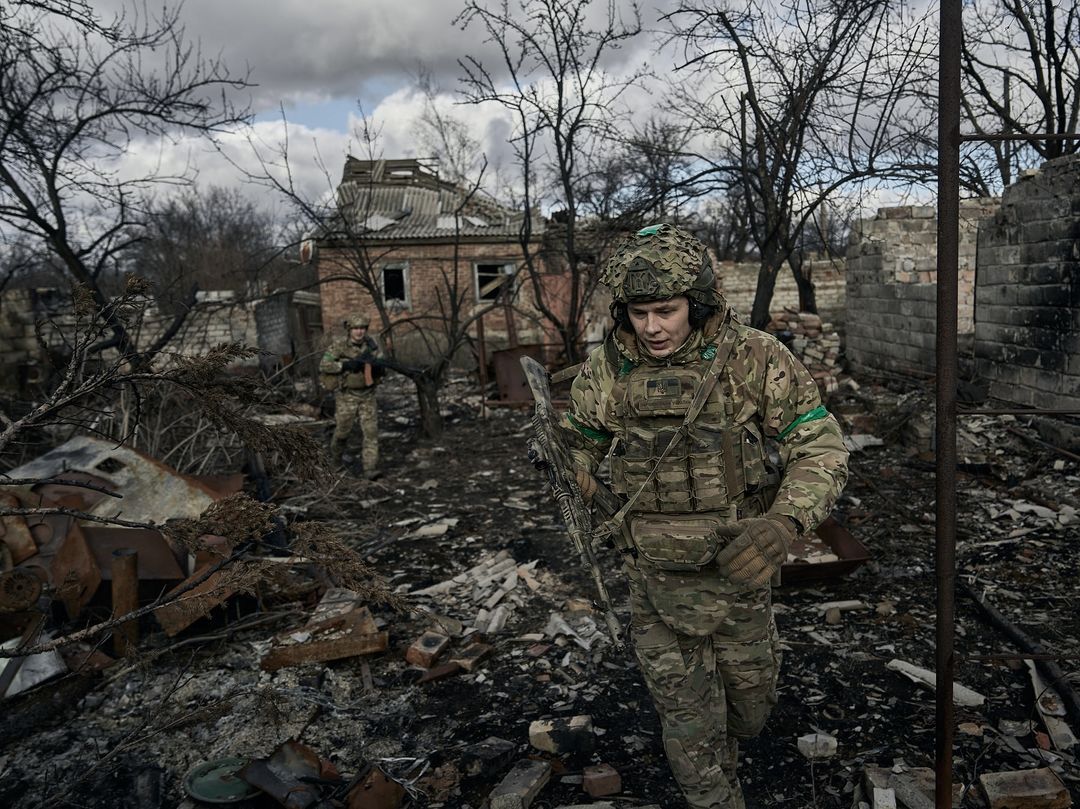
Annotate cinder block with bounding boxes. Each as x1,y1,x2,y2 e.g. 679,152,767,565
528,715,594,755
489,759,551,809
582,763,621,798
404,631,450,668
979,767,1070,809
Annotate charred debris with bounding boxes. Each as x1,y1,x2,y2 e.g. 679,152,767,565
1,369,1078,809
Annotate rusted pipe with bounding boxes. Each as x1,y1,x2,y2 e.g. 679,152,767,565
111,548,139,656
936,0,962,805
960,581,1080,729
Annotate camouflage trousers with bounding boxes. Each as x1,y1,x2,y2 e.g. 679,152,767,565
331,388,379,473
627,564,780,809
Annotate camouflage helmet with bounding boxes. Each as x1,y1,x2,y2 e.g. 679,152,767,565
344,312,370,329
601,223,720,306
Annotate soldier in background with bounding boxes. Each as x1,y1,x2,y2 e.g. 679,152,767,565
320,313,385,478
562,224,849,808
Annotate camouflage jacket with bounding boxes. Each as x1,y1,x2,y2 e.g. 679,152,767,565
320,336,385,391
563,308,849,532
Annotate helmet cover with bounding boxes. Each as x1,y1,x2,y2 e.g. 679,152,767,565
602,223,719,306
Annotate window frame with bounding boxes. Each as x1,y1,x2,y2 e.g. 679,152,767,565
473,261,516,303
381,262,411,310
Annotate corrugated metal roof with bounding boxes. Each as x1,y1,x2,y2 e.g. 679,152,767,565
328,157,543,242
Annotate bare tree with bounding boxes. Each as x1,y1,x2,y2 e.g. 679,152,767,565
246,110,509,438
126,186,286,316
0,1,251,364
664,0,935,328
959,0,1079,193
456,0,645,364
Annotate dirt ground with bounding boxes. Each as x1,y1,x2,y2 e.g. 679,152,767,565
1,371,1078,809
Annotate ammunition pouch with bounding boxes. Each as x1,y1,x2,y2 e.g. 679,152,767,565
628,508,736,572
320,372,340,393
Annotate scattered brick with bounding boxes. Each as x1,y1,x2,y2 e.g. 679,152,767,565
404,631,450,668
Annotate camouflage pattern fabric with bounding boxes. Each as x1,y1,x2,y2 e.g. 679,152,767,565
601,223,721,307
562,296,848,808
320,337,384,391
565,309,849,531
628,563,779,809
322,335,384,473
331,388,378,473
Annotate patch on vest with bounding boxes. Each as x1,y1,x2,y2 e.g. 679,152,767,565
645,377,683,399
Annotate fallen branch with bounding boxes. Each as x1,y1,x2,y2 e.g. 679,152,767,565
960,579,1080,729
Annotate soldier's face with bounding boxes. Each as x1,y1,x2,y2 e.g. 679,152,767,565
627,296,692,358
349,326,367,342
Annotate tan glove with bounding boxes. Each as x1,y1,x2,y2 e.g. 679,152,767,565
713,516,798,586
574,468,599,504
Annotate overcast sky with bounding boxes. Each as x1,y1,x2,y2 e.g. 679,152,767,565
96,0,670,208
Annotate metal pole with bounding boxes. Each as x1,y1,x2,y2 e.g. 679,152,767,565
936,1,962,805
111,548,139,656
476,314,489,419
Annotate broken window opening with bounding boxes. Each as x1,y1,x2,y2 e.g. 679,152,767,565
382,264,410,310
475,263,515,302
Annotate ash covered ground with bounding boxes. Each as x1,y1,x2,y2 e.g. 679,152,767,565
1,372,1078,808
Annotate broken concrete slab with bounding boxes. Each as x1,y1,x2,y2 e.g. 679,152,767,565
261,589,388,671
488,758,551,809
979,767,1071,809
529,715,594,755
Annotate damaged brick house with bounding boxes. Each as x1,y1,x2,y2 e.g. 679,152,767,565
314,158,599,368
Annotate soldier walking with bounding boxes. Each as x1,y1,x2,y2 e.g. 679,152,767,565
320,313,385,478
561,224,849,808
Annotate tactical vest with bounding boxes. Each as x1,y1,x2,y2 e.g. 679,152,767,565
341,336,380,391
607,354,773,517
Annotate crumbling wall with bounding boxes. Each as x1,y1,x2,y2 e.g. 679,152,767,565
718,256,846,324
0,290,274,391
974,154,1080,409
845,200,998,376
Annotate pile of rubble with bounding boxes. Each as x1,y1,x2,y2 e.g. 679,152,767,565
769,309,843,394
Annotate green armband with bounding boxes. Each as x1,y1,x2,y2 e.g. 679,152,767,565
777,405,829,441
567,413,613,443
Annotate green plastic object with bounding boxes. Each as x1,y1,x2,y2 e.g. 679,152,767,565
184,758,259,804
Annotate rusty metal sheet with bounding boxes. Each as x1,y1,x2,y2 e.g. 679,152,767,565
5,435,219,523
46,523,100,620
0,494,38,565
154,565,236,636
780,516,870,585
82,528,184,581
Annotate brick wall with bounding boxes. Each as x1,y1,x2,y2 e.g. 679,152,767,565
0,289,299,392
318,240,562,365
845,199,999,376
718,256,847,324
974,155,1080,409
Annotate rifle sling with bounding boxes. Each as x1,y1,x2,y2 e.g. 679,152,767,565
597,313,739,538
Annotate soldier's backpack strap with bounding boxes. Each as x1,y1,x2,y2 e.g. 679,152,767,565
595,312,739,540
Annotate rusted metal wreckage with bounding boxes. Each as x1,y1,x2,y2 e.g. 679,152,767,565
0,435,391,707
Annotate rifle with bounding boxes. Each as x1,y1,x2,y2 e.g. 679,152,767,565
520,356,623,647
341,354,424,377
